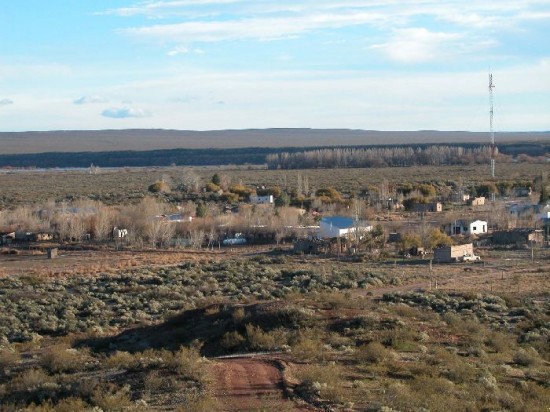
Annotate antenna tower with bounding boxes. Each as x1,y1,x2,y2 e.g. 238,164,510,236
489,73,496,178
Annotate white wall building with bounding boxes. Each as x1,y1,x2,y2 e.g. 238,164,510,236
318,216,372,239
449,219,488,236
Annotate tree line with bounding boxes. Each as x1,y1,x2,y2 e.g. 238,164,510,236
266,145,501,169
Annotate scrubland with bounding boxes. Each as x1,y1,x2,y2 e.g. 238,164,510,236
0,251,548,411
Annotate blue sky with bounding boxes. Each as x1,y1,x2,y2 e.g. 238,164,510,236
0,0,549,131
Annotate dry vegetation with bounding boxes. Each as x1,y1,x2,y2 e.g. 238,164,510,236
0,164,549,410
0,251,548,411
0,163,546,208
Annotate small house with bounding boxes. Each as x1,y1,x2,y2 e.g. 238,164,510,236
469,197,485,206
449,219,488,236
318,216,372,239
412,202,442,213
434,243,474,263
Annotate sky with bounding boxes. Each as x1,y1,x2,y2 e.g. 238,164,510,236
0,0,549,132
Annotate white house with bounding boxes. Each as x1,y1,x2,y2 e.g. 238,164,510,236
449,219,488,236
318,216,372,239
250,195,274,204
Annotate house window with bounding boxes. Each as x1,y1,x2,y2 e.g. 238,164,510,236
472,226,477,231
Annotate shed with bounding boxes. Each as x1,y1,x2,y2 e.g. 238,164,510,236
469,197,486,206
434,243,474,263
412,202,442,213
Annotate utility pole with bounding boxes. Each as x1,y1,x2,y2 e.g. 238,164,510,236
489,73,496,179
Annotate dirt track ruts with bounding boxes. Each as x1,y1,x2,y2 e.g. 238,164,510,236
211,357,304,411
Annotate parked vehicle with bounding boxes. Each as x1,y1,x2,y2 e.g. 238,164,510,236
462,253,481,262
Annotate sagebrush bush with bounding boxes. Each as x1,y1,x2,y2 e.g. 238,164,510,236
91,384,134,412
0,348,20,372
355,342,394,364
41,344,90,373
513,347,540,367
105,351,136,370
220,331,245,350
169,347,206,382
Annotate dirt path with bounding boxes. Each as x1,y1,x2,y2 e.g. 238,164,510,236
210,357,304,411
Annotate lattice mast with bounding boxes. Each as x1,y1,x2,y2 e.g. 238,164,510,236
489,73,496,178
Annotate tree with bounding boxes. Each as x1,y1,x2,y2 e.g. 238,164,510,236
196,202,207,218
415,183,437,198
400,232,421,253
211,173,221,186
426,229,453,249
538,172,549,204
274,192,290,208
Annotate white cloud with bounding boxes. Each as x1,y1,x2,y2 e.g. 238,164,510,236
167,46,205,56
103,0,241,17
74,95,107,104
101,106,152,118
0,98,14,106
123,11,387,42
370,28,463,63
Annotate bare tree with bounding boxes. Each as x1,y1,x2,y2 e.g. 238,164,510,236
181,168,201,192
92,203,114,241
189,229,205,249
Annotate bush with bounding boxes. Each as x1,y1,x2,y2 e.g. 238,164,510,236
92,384,134,412
297,363,346,403
355,342,394,364
41,345,89,373
513,347,540,367
148,180,171,193
51,397,91,412
169,347,206,382
245,324,281,351
220,331,245,350
0,348,20,372
105,351,136,370
9,368,55,393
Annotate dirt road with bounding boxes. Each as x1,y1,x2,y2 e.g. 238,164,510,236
211,357,304,411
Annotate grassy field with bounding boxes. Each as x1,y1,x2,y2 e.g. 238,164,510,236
0,162,547,208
